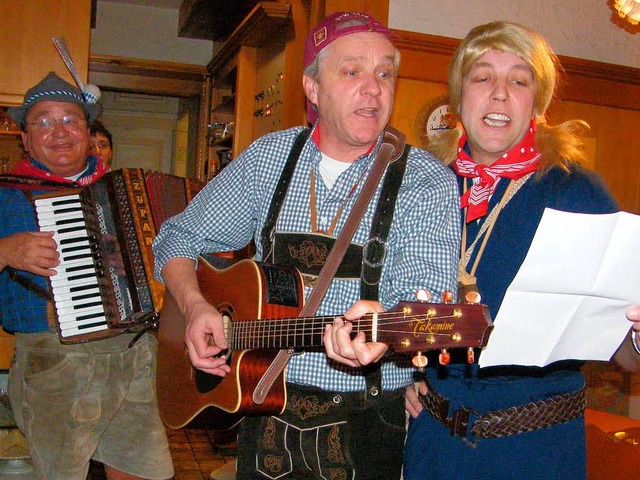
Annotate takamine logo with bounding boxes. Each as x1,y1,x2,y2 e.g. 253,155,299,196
410,318,455,336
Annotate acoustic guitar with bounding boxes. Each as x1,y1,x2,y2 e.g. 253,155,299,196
156,256,493,430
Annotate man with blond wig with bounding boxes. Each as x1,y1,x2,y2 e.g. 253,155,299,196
403,21,640,479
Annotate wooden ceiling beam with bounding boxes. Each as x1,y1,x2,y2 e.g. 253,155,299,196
89,54,208,97
207,2,293,80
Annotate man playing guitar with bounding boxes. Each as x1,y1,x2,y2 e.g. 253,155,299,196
153,11,460,480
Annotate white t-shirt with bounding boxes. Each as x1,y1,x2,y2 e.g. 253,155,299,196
318,152,351,189
65,165,90,182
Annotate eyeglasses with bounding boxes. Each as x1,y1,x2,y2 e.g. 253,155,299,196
25,116,87,131
91,141,111,150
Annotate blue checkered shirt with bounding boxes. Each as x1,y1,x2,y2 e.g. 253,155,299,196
0,187,52,332
153,126,461,392
0,157,103,333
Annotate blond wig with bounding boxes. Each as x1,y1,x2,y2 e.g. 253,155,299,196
429,21,589,176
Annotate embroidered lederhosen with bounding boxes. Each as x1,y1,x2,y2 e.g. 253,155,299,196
241,129,410,480
238,385,406,480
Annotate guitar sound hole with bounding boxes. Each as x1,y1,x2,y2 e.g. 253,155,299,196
195,351,232,394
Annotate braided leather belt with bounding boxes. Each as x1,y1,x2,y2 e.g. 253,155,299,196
418,382,586,446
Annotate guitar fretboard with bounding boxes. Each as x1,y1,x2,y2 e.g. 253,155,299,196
229,315,345,350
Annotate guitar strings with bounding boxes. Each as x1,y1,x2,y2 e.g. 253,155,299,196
230,311,464,331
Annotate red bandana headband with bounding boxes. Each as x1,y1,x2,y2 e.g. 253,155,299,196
453,120,540,222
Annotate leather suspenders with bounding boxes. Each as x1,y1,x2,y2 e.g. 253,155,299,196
260,127,409,300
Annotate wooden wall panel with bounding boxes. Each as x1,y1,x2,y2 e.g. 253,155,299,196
0,0,91,106
548,102,640,214
324,0,389,24
392,30,640,112
390,79,448,145
280,0,311,130
234,46,258,158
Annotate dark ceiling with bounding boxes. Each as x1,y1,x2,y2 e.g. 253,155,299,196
91,0,262,43
178,0,262,42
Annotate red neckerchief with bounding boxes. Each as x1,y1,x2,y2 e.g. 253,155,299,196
453,120,540,222
11,156,109,187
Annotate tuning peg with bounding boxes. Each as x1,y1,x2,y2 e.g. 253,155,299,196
465,291,482,304
467,347,475,364
439,349,450,366
415,289,431,302
412,352,428,370
442,290,454,304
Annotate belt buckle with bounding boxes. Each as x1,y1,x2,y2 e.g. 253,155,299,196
449,407,471,439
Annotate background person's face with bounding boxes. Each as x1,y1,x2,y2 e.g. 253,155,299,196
90,132,113,165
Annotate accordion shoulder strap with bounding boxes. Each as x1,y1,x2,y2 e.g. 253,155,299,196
5,266,54,302
0,174,78,191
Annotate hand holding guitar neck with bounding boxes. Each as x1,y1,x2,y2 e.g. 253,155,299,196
324,299,392,368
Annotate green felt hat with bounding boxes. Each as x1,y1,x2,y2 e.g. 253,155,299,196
9,72,102,128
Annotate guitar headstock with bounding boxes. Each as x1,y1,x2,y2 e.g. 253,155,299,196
373,299,493,365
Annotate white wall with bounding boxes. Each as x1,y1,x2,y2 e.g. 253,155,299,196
92,1,639,69
91,1,213,65
389,0,640,69
100,91,179,173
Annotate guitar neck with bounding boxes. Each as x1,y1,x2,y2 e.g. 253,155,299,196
226,301,493,355
229,315,371,350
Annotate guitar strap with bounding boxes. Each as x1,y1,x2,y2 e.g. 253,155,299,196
253,125,408,405
360,143,409,300
5,266,54,302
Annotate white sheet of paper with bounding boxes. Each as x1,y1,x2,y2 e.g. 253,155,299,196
478,208,640,368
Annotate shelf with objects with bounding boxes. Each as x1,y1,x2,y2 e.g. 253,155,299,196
201,1,308,181
206,68,236,179
0,107,24,174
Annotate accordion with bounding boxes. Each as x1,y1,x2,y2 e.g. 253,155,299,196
32,168,204,344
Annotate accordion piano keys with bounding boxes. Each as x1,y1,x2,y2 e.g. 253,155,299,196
34,194,111,338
